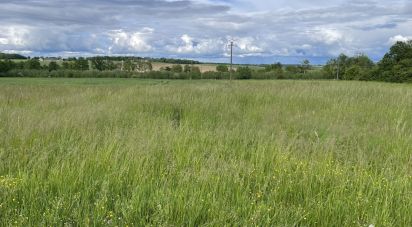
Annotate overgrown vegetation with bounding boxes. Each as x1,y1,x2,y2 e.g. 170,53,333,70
0,79,411,226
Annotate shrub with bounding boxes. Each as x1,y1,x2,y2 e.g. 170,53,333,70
48,61,60,71
0,60,15,73
216,65,229,72
171,65,183,73
24,59,42,70
236,67,252,79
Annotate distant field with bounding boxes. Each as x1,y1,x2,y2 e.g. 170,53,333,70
0,78,411,226
151,62,225,72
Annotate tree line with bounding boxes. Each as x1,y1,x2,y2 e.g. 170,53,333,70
0,40,411,82
0,53,27,60
322,40,412,83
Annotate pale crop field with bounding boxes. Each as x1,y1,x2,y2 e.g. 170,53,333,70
0,78,411,226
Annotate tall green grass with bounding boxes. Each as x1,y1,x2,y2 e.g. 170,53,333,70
0,78,411,226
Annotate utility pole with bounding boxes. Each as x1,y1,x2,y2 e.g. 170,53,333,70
190,61,193,80
336,59,340,80
229,41,233,80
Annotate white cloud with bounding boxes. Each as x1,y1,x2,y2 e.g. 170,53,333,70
108,28,154,53
301,44,312,49
181,34,192,45
0,38,8,45
388,35,412,44
176,34,195,53
235,37,263,53
0,26,30,47
310,28,345,45
168,35,226,55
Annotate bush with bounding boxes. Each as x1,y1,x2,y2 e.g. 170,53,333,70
285,65,300,74
171,65,183,73
202,71,229,80
251,70,285,80
0,60,15,73
251,71,274,80
344,66,361,80
236,67,252,79
24,59,42,70
216,65,229,72
48,61,60,71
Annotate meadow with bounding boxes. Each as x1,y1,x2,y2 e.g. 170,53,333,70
0,78,411,226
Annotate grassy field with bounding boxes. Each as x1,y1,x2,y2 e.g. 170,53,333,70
0,78,411,226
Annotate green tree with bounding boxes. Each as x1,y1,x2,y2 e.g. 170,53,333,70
236,66,252,79
344,65,361,80
0,60,15,73
265,62,282,72
348,55,374,68
74,57,89,70
48,61,59,71
62,61,73,70
137,62,152,72
124,60,136,72
336,54,349,79
171,64,183,73
15,61,25,69
300,59,311,74
91,58,106,71
384,41,412,62
184,65,191,73
146,62,153,71
322,54,375,80
105,60,117,71
285,65,300,74
190,66,201,79
24,58,41,70
216,64,229,72
377,40,412,82
192,66,201,73
390,58,412,82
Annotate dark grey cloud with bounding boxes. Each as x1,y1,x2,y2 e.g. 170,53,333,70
0,0,229,25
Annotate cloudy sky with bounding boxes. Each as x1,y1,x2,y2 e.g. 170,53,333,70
1,0,411,64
